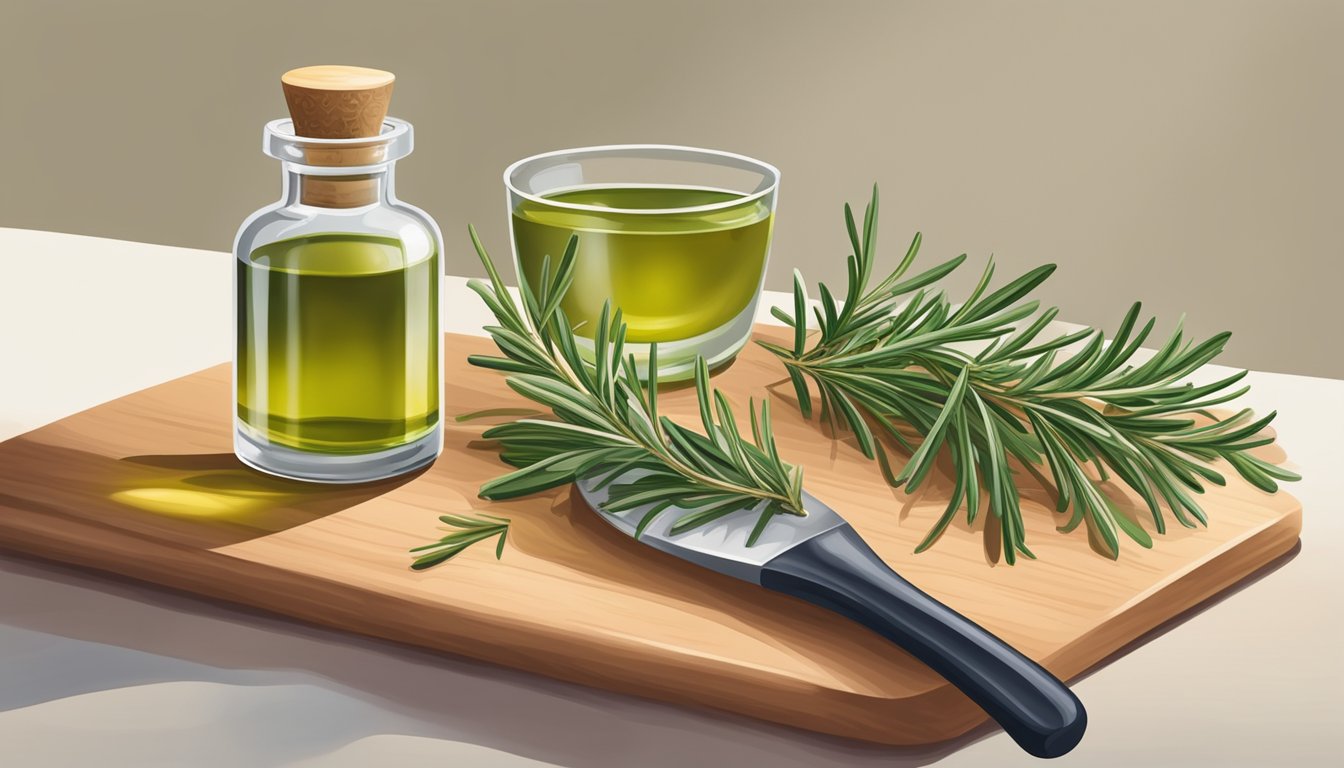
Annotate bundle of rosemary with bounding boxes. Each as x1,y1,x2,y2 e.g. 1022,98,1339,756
761,185,1298,563
414,195,1296,568
412,227,806,568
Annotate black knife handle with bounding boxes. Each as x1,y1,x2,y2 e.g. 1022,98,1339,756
759,526,1085,758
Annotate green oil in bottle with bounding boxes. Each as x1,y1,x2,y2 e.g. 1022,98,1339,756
511,186,773,343
236,233,439,454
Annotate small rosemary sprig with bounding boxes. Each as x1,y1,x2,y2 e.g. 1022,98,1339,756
410,513,510,569
464,225,805,544
763,185,1299,563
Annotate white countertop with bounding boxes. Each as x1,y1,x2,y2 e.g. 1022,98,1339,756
2,227,1342,767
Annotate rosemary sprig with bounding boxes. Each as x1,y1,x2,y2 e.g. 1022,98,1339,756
464,226,806,545
763,185,1299,563
410,513,510,569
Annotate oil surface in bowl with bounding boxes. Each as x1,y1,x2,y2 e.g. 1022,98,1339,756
236,233,439,453
511,186,772,343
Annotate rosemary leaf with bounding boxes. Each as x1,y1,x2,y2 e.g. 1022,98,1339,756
410,513,510,570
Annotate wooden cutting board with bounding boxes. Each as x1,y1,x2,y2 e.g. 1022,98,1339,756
0,327,1301,746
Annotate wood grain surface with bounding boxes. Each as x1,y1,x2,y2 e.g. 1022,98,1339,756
0,327,1302,746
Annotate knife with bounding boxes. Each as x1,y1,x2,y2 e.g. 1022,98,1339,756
575,476,1087,758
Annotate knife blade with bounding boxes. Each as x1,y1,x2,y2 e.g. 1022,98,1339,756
575,475,1086,758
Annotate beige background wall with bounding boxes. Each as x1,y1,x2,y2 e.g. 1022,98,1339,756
3,0,1340,377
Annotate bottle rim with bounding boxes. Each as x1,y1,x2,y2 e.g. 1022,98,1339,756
263,117,413,171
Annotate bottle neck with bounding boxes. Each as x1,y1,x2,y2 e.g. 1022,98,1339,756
283,164,394,209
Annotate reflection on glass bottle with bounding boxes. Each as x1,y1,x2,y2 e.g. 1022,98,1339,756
233,66,443,483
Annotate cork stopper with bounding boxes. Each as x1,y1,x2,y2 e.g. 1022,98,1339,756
281,65,395,139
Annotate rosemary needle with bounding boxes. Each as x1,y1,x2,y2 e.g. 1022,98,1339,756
410,513,510,570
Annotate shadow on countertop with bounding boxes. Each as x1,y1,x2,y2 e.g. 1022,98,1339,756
0,541,1300,768
0,553,1009,768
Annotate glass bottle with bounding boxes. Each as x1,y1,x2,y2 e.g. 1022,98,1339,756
233,100,442,483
